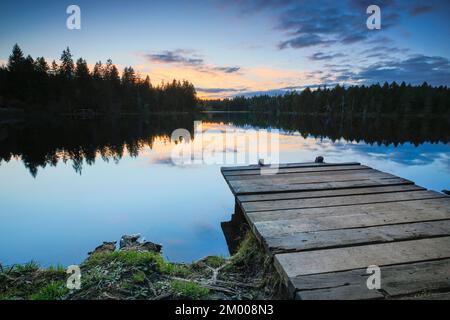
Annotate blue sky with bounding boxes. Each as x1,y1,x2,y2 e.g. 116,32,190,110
0,0,449,98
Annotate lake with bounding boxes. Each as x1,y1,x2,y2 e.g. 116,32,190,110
0,113,449,266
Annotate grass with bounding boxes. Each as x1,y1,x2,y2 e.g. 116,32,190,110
170,279,209,300
30,281,69,300
13,261,39,273
229,232,264,269
46,264,66,272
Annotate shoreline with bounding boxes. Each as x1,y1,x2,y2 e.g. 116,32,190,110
0,232,282,300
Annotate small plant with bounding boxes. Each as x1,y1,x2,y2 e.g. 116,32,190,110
131,271,146,284
204,256,226,268
13,261,39,273
30,281,69,300
46,264,65,272
170,280,209,300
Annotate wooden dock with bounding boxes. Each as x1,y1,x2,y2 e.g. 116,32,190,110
221,161,450,300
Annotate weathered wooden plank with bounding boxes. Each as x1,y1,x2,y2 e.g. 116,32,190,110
295,284,384,300
221,162,360,172
247,198,450,223
242,190,446,212
261,220,450,253
224,165,370,179
254,206,450,237
226,167,379,182
274,237,450,277
398,292,450,300
229,168,395,185
294,259,450,300
238,184,424,202
230,177,412,195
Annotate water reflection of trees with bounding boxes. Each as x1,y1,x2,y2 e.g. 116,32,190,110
0,113,448,176
0,115,195,176
204,113,450,147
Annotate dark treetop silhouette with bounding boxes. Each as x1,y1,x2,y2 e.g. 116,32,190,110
201,83,450,116
0,44,197,115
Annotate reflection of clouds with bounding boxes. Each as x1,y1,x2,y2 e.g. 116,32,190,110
345,142,450,167
191,220,217,237
121,122,449,170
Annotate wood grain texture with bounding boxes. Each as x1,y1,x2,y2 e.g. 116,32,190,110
294,259,450,300
262,220,450,253
274,236,450,277
241,190,445,212
221,161,450,299
238,184,424,202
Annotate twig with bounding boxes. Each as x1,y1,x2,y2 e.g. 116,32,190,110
152,293,172,300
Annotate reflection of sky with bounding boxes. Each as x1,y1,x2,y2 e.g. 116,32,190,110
0,121,449,266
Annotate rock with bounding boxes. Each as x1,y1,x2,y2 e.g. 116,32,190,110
140,241,162,253
442,190,450,195
119,234,141,249
119,234,162,253
315,156,324,163
88,241,116,256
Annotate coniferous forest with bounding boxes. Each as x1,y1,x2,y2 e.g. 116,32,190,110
1,44,449,117
201,84,450,116
0,44,197,115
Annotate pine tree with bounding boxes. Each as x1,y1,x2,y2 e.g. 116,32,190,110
7,43,25,73
75,58,90,79
60,47,74,79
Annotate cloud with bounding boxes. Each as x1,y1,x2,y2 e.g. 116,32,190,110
197,87,246,93
145,49,241,75
279,34,335,49
343,55,450,86
213,66,241,73
309,52,345,61
226,0,403,50
409,5,433,16
275,2,401,49
145,49,204,66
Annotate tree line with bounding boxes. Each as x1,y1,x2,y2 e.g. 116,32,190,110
202,83,450,116
1,113,447,176
0,44,197,114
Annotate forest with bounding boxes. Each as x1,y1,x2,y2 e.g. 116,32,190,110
202,83,450,116
1,44,449,117
0,44,197,115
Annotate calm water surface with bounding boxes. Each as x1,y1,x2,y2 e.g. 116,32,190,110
0,114,449,266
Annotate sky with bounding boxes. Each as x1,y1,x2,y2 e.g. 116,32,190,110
0,0,449,98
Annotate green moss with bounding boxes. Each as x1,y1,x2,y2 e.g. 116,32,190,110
158,261,191,277
86,250,163,267
30,281,69,300
86,250,191,277
170,280,209,300
131,271,146,284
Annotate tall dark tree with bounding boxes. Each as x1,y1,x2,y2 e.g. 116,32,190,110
7,44,25,73
59,47,74,79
